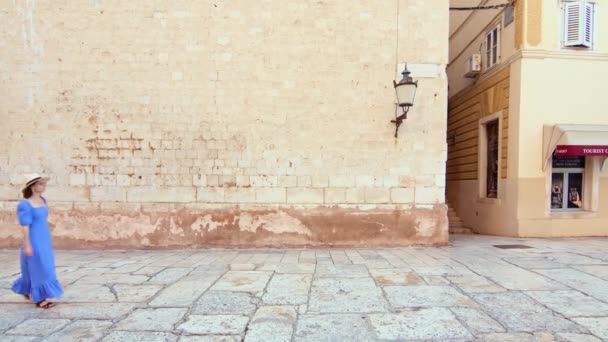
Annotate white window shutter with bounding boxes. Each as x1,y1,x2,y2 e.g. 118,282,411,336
564,2,583,46
583,2,594,47
563,1,594,48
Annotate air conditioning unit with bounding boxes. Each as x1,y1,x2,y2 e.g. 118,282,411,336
464,54,482,78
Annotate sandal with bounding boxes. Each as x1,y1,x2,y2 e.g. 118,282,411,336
36,300,57,309
23,295,31,301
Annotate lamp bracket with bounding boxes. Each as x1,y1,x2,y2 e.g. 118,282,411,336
390,105,410,138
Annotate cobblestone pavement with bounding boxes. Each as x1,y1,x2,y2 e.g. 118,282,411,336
1,235,607,341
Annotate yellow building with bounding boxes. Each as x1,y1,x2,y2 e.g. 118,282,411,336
447,0,608,237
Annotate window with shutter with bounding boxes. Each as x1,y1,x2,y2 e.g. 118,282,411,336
484,24,500,70
563,0,595,48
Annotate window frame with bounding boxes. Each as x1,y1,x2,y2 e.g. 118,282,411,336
484,23,501,70
546,156,603,216
551,167,585,212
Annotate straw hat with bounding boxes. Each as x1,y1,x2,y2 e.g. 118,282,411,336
22,173,49,192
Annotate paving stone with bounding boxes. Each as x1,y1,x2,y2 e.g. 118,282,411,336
451,307,506,334
178,336,240,342
178,315,249,335
571,317,608,340
314,264,369,278
478,266,568,291
263,274,311,305
360,260,393,269
475,333,541,341
448,273,495,284
384,285,477,308
422,275,452,285
101,331,179,342
82,262,113,268
0,277,14,289
504,257,565,269
536,332,562,341
58,268,112,284
555,333,603,342
474,292,587,333
58,273,86,285
0,336,37,342
192,264,230,273
43,320,113,342
258,263,315,274
56,266,79,274
150,278,218,307
114,284,163,302
329,251,351,264
525,290,608,317
369,308,473,340
546,253,606,265
0,289,32,303
116,308,188,331
0,266,19,276
294,314,376,342
38,303,138,319
448,274,507,293
181,271,225,282
147,268,193,284
62,284,116,302
369,269,425,286
245,306,297,342
536,269,608,302
1,237,607,342
230,263,257,270
6,318,70,336
412,266,472,276
149,258,186,267
62,268,113,277
76,274,149,285
106,263,145,274
308,278,388,313
193,291,257,315
211,271,272,293
584,253,608,262
133,266,166,276
572,265,608,281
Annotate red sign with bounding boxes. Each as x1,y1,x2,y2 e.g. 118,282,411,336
554,145,608,156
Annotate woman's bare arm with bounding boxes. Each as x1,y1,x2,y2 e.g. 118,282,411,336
22,226,32,256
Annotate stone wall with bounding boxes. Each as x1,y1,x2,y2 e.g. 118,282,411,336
0,0,449,248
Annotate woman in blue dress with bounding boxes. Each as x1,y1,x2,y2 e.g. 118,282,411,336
12,174,63,308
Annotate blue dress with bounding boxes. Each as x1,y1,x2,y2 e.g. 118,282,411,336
11,199,63,303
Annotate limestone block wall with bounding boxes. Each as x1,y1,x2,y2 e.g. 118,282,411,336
0,1,449,248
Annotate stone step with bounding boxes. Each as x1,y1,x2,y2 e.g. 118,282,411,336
449,225,465,230
447,205,472,234
449,227,474,234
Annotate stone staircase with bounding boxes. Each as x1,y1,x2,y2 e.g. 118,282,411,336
448,205,474,234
